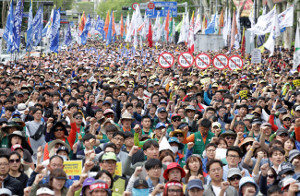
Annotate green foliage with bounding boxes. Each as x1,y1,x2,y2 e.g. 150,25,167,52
77,2,94,16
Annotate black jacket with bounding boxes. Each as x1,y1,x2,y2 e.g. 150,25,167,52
3,175,23,196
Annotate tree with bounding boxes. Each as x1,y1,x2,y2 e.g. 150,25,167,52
77,2,94,16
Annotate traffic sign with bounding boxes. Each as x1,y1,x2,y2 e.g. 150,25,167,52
146,2,177,18
228,55,243,70
148,2,155,9
158,52,174,69
195,53,211,69
212,54,228,70
178,52,194,69
132,2,139,10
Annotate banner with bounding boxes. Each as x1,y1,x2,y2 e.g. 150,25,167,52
248,7,276,35
63,160,82,176
32,5,43,46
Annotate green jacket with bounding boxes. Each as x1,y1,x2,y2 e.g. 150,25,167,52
193,131,215,157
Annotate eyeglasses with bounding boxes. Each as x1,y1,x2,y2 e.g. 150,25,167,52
229,175,241,181
113,137,124,142
172,118,181,122
227,154,240,159
267,175,275,178
210,167,222,173
75,116,83,120
225,136,235,140
55,128,64,132
168,189,182,193
174,134,184,137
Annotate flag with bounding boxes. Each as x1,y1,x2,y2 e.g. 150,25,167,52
222,9,231,45
241,28,246,57
178,12,189,43
50,8,61,53
26,0,33,51
126,13,130,36
257,6,267,47
79,12,86,34
205,13,216,34
12,0,24,52
106,11,113,45
95,16,105,39
293,23,300,70
188,11,195,54
64,23,72,46
3,0,15,53
43,8,54,38
32,5,43,46
176,15,183,32
125,11,135,42
278,5,294,31
168,17,174,42
81,14,91,45
248,6,276,35
153,11,161,42
112,12,116,39
194,11,201,35
141,11,149,40
249,0,255,43
120,14,124,39
218,9,224,34
264,7,280,56
148,20,153,47
230,11,238,49
165,10,170,41
135,5,144,34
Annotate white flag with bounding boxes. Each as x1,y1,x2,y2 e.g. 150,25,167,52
125,11,136,42
222,9,231,45
264,8,280,56
293,24,300,70
248,7,276,35
178,12,189,43
194,11,201,34
153,12,161,42
249,1,255,43
278,5,294,30
135,5,144,34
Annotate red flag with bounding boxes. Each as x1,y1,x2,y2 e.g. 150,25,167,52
120,14,124,39
104,11,110,38
79,12,86,33
148,21,153,48
188,11,195,54
165,10,170,41
112,11,116,36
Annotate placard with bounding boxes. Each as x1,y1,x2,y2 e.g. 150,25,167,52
195,53,211,69
251,48,262,64
158,52,174,69
64,160,82,176
228,55,243,70
178,52,194,69
212,54,228,70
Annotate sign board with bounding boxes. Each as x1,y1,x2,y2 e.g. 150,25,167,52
194,34,225,52
63,160,82,176
148,2,155,9
158,52,174,69
228,55,243,70
293,79,300,87
132,2,139,10
66,10,72,16
178,52,194,68
251,48,261,64
146,2,177,18
195,53,211,69
213,54,228,70
115,162,122,176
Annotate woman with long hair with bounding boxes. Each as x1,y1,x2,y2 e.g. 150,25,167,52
8,151,28,189
185,155,205,183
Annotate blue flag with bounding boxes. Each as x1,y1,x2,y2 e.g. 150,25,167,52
106,11,113,45
3,0,15,53
12,0,24,52
205,13,217,34
32,5,43,46
26,0,33,51
80,14,91,45
50,8,60,53
64,23,72,46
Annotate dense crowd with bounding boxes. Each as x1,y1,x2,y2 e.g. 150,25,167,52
0,40,299,196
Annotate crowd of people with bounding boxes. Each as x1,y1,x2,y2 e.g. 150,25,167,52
0,39,299,196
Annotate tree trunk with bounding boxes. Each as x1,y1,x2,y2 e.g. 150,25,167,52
1,1,8,29
267,0,274,10
283,2,293,49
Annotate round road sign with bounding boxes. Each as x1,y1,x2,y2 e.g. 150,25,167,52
195,53,211,69
212,54,228,70
228,55,243,70
158,52,174,69
132,2,139,10
148,2,155,9
178,52,194,69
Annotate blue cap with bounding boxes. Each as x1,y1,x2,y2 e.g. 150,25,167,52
187,179,204,190
168,137,184,149
155,122,166,129
12,111,21,117
278,107,287,114
57,146,69,154
157,107,167,113
102,101,111,106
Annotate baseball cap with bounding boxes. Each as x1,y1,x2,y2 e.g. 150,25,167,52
0,188,12,196
278,108,288,114
12,111,21,117
212,122,221,129
278,162,294,176
133,179,149,189
103,109,115,115
251,118,262,125
227,168,242,178
186,179,204,190
102,101,111,106
171,113,181,120
160,100,167,105
82,177,95,190
295,105,300,112
155,122,166,129
56,146,69,154
261,122,272,127
157,107,167,113
36,187,54,196
11,144,23,152
276,129,289,136
168,137,184,150
101,152,117,161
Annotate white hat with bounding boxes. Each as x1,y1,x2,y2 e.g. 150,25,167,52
159,137,172,152
0,188,12,196
36,187,54,195
17,103,27,114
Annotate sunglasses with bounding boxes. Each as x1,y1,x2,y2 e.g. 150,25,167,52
225,136,235,140
267,175,275,178
174,134,184,137
229,175,242,181
283,118,291,121
75,116,83,120
172,118,181,122
9,159,20,163
55,128,64,132
105,114,114,118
